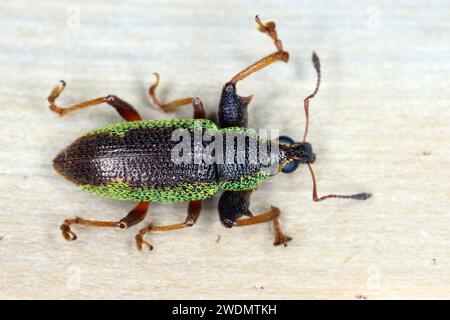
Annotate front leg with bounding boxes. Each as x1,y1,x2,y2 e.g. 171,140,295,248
218,15,289,128
218,190,292,246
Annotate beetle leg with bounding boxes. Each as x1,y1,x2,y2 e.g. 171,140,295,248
229,15,289,85
235,206,292,246
218,16,288,128
135,200,201,251
48,81,142,121
60,202,149,241
218,190,292,246
148,73,206,119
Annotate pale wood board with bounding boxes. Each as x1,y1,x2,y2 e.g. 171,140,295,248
0,0,449,299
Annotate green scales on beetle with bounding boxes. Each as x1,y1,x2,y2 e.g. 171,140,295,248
49,16,371,251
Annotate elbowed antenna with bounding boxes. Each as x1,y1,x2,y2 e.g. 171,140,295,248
302,52,372,202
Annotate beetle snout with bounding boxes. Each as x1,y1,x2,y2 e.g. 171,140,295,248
309,151,316,164
303,142,316,164
291,141,315,164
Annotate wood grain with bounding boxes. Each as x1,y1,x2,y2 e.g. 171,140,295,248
0,0,449,299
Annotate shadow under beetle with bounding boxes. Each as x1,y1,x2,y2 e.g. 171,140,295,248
49,16,371,251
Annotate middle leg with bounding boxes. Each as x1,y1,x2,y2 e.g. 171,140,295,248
148,73,206,119
135,200,202,251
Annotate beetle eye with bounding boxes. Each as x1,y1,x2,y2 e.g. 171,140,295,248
277,135,301,174
281,160,300,173
277,135,295,145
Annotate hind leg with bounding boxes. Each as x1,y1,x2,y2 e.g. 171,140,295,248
60,202,149,241
48,81,142,121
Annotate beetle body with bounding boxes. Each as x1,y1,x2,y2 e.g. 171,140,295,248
53,119,304,202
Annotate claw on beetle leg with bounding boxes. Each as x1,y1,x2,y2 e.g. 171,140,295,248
272,213,292,247
273,231,293,247
255,15,283,52
135,231,154,251
60,221,78,241
48,80,68,116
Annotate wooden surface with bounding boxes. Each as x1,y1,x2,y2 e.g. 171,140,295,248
0,0,449,299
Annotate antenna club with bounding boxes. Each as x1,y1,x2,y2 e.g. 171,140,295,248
312,51,320,73
351,193,372,200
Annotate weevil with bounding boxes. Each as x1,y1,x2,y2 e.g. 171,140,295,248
49,16,371,251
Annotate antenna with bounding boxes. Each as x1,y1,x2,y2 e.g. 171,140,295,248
303,52,371,202
307,163,371,201
303,52,321,143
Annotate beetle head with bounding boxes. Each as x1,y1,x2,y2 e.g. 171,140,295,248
277,136,315,174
